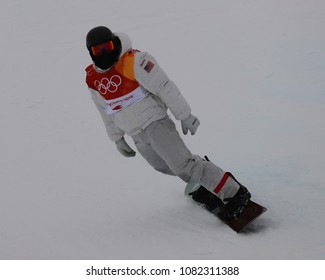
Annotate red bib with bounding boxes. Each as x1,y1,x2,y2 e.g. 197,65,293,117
86,50,145,114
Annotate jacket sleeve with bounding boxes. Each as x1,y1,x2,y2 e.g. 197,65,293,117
134,52,191,121
88,88,125,142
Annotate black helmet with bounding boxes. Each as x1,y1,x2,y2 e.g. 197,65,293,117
86,26,121,69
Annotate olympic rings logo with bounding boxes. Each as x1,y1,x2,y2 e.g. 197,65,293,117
94,75,122,95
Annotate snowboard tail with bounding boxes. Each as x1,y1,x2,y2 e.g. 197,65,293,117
218,200,266,233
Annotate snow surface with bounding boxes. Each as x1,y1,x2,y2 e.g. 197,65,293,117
1,0,325,260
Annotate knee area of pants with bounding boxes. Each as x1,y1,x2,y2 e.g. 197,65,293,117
154,166,174,176
171,157,203,182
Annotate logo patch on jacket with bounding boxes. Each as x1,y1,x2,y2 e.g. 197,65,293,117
144,61,155,73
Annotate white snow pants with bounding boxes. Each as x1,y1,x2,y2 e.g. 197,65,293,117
132,117,240,201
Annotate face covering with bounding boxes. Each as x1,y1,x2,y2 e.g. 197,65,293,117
89,37,122,70
92,50,118,70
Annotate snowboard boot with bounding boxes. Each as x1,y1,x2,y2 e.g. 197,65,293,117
190,186,224,212
218,185,251,222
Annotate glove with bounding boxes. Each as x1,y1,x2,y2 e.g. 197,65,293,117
181,114,200,135
115,137,136,157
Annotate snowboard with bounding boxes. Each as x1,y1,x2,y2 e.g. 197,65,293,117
185,182,267,233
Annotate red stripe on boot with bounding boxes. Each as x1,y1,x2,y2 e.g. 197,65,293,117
213,172,230,193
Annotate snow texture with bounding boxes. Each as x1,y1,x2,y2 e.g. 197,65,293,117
1,0,325,259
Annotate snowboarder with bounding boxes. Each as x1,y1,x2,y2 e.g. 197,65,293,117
85,26,251,221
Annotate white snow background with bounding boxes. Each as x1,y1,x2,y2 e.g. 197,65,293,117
1,0,325,259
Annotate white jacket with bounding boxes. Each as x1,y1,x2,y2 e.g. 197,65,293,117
88,33,191,142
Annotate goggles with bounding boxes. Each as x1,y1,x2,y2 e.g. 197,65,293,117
91,40,115,56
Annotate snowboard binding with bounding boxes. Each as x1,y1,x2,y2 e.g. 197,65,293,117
185,156,267,233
